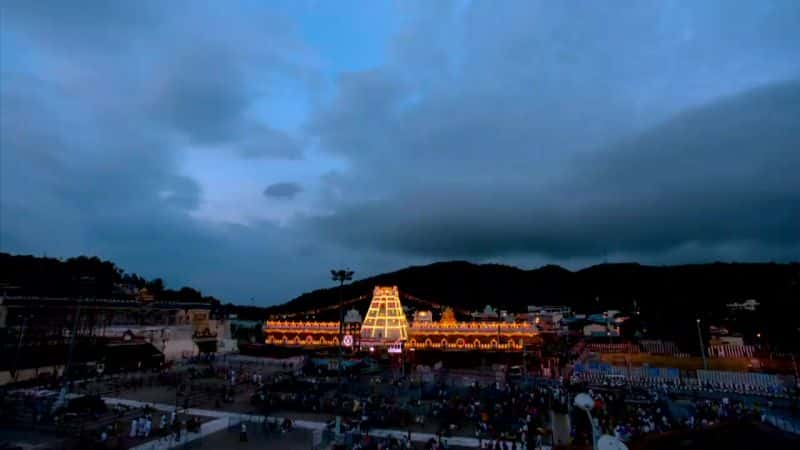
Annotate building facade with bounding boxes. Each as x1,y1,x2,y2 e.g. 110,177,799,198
263,286,540,352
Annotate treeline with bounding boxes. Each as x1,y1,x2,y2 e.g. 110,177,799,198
217,304,271,321
0,252,220,304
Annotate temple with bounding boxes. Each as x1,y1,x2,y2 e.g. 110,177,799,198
263,285,540,352
360,286,408,344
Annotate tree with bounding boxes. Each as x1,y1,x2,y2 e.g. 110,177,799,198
178,287,202,303
147,278,165,294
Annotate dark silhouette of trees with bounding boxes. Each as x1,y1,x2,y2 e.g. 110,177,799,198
0,252,220,305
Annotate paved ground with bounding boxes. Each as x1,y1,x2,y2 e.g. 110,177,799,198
193,427,477,450
74,373,479,438
195,427,313,450
104,397,482,448
0,428,69,449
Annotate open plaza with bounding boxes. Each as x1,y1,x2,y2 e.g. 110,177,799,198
1,285,799,449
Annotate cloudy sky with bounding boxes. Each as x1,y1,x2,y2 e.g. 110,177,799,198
2,0,799,304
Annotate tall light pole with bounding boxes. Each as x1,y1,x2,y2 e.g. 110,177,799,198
330,269,353,435
54,301,82,413
574,393,599,450
696,318,707,370
11,313,33,383
574,393,629,450
331,269,354,341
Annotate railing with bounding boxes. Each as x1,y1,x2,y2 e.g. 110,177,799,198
406,339,523,351
264,321,340,330
764,414,800,435
410,321,535,331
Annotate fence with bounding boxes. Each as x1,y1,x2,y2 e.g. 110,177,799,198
763,413,800,436
708,345,755,358
696,369,787,392
640,340,679,355
572,363,794,396
584,343,640,354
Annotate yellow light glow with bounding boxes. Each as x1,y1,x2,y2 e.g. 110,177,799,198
361,286,409,342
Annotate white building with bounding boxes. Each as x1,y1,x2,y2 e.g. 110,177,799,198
726,299,760,312
527,305,571,331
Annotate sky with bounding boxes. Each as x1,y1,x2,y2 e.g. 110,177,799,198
1,0,799,304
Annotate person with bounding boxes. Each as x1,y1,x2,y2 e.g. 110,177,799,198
100,428,108,443
145,416,152,437
160,414,167,431
240,422,248,442
129,417,138,438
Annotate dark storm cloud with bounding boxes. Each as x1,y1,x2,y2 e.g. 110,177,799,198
310,79,800,260
0,0,318,301
264,182,303,200
148,48,303,159
3,0,308,159
307,0,800,263
150,48,251,144
1,0,161,51
0,71,319,301
236,125,304,160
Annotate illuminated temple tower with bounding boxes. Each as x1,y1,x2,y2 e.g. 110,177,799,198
360,286,408,345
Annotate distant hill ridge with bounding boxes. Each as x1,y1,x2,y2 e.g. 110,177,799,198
276,260,799,315
3,252,798,349
273,260,800,351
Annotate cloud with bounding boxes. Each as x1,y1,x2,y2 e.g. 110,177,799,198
264,182,304,200
2,0,800,305
308,79,800,260
236,125,303,160
3,0,312,160
0,1,320,302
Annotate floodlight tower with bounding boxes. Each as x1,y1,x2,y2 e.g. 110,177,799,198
696,318,708,370
574,393,629,450
331,269,354,340
330,269,353,435
574,393,599,449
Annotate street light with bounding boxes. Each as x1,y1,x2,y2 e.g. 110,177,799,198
574,393,598,449
11,313,33,383
574,393,628,450
598,435,628,450
331,269,354,340
696,318,708,370
331,269,353,435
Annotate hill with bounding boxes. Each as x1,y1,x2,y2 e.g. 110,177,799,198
272,261,800,351
0,252,220,304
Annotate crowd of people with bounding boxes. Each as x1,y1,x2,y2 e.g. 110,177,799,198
567,384,778,447
216,357,795,450
3,352,795,450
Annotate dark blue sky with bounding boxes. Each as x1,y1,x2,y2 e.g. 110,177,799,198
1,1,799,304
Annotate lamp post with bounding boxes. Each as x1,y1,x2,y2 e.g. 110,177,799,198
331,269,354,343
574,393,599,450
11,313,33,383
696,318,707,370
331,269,353,435
574,393,629,450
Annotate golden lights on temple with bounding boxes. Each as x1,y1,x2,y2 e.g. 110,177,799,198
263,285,540,352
